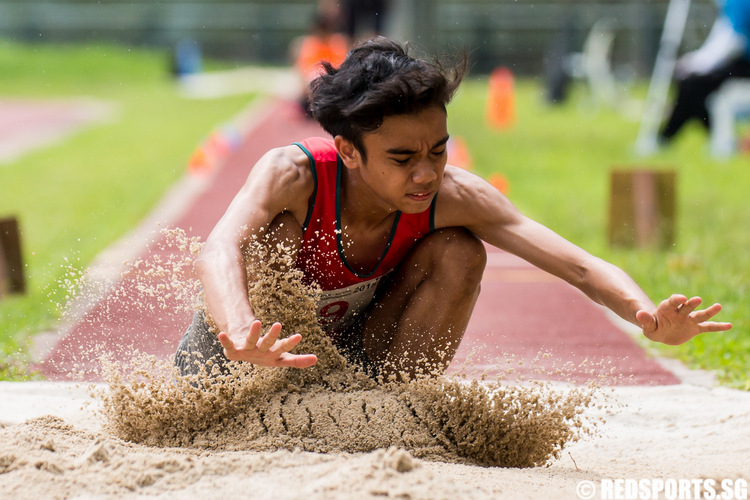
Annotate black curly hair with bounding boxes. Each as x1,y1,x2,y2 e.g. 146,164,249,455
308,37,467,161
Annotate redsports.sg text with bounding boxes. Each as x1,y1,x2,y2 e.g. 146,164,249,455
576,478,748,500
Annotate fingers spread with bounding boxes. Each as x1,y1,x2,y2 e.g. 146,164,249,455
244,321,263,351
667,294,688,309
678,296,703,315
687,296,703,307
698,321,733,333
217,332,234,353
269,333,303,354
277,353,318,368
213,321,317,368
690,303,722,323
257,322,282,352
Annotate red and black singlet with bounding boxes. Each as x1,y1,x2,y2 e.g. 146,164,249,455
293,137,436,335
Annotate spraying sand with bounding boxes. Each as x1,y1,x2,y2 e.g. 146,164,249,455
96,232,597,468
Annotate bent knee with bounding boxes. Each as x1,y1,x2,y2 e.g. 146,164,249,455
428,228,487,280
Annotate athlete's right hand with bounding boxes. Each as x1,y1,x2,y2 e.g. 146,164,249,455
217,320,318,368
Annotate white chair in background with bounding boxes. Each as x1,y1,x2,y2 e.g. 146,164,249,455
708,79,750,158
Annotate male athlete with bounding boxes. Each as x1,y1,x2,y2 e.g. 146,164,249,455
175,37,731,380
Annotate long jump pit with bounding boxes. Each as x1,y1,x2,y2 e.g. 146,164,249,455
1,99,747,499
1,235,749,499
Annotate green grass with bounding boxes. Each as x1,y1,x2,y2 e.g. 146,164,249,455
0,41,253,379
448,78,749,389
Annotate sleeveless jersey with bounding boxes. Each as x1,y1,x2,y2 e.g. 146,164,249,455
293,137,436,336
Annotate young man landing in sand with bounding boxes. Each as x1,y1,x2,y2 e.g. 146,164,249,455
175,37,731,380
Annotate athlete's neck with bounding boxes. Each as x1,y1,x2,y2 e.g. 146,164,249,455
339,167,398,230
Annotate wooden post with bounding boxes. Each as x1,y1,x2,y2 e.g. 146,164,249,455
609,170,676,249
0,239,7,296
0,217,25,296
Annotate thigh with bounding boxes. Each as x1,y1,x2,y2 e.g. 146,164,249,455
680,58,750,97
361,227,486,374
724,57,750,79
369,227,486,324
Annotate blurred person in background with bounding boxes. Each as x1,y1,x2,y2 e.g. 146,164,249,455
343,0,390,40
292,9,349,116
659,0,750,143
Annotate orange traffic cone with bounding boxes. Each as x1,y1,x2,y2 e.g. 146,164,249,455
187,124,243,177
187,146,212,176
488,173,509,194
205,131,231,160
486,67,515,129
447,136,473,170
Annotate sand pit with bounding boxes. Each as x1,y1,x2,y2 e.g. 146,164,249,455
1,381,749,499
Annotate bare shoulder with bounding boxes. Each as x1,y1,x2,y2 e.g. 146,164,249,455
243,144,315,215
251,144,314,194
434,165,519,229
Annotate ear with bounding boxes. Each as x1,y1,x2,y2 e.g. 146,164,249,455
334,136,361,170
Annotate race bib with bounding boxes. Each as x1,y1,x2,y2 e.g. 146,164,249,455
316,276,383,333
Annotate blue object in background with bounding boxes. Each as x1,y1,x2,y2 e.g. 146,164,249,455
172,39,203,77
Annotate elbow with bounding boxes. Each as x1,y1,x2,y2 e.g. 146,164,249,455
193,246,212,279
193,241,229,280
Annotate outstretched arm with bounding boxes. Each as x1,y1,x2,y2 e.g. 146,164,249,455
488,218,733,345
437,167,732,345
195,145,318,367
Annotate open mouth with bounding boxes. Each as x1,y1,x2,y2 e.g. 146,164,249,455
406,191,433,201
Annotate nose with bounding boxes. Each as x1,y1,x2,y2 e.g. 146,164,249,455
411,157,438,185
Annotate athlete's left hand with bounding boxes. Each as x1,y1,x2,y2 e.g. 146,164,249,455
636,294,733,345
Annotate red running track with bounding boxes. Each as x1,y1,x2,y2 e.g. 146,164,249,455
0,99,109,163
41,99,679,385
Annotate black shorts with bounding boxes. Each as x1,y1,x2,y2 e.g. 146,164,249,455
330,313,380,379
173,310,230,378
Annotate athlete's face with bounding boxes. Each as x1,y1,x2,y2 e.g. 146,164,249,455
339,106,449,214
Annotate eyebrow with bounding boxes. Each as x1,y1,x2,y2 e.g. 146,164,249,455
386,135,450,155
